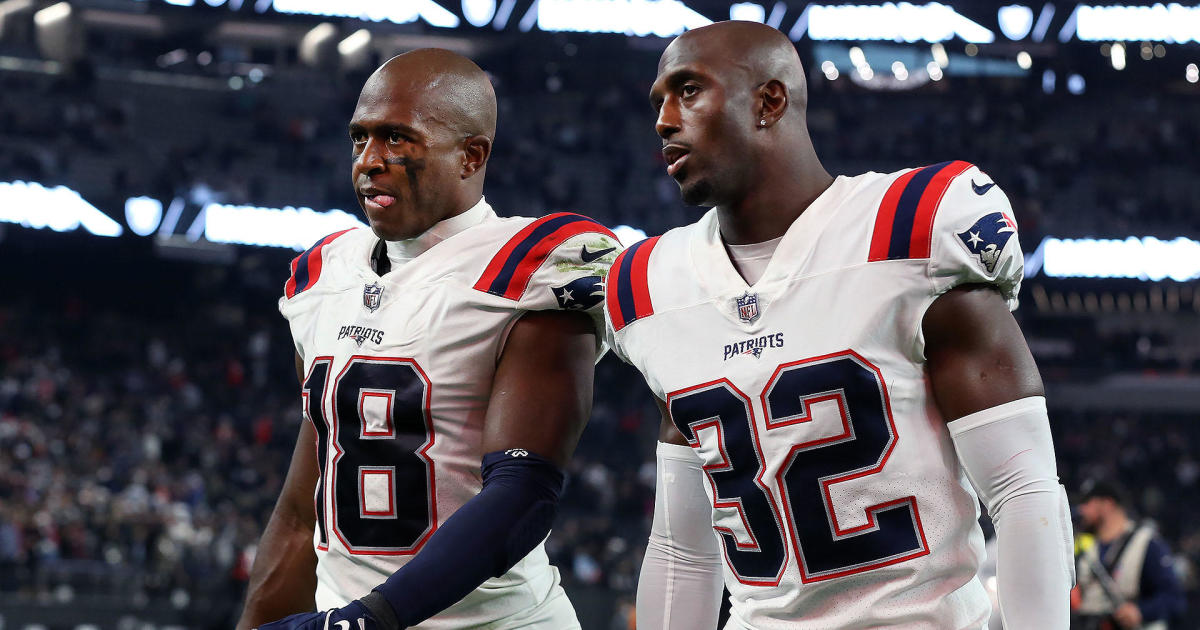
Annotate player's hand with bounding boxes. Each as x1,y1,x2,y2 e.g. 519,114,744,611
256,600,378,630
1112,601,1143,629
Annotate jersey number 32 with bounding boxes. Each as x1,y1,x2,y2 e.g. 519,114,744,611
668,351,929,585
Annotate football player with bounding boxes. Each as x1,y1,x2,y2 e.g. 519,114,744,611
609,21,1075,629
236,49,620,630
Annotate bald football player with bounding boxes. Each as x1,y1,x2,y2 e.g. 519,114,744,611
238,49,620,630
606,21,1074,629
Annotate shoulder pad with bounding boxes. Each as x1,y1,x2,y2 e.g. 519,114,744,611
284,228,356,299
473,212,617,300
605,235,662,332
868,160,974,262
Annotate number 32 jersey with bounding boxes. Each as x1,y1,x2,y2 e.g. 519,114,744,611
278,200,619,627
608,162,1024,629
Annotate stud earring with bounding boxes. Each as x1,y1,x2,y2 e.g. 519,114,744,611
759,119,767,127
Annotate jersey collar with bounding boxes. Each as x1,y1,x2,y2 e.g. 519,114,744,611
384,196,495,267
689,175,853,297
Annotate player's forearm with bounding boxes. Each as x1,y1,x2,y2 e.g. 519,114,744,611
635,441,724,630
237,509,318,630
368,450,565,627
992,489,1073,626
637,540,724,629
948,397,1073,628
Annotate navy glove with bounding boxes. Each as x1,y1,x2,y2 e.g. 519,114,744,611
257,592,399,630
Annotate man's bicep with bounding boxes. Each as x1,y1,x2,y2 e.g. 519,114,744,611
922,284,1044,422
481,310,598,467
279,419,321,525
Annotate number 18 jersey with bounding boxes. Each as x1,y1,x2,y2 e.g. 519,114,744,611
607,162,1025,629
279,199,619,628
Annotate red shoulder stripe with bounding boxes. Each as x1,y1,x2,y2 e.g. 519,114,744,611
285,229,355,299
868,169,919,262
473,213,617,300
868,161,972,262
607,236,661,332
907,160,973,259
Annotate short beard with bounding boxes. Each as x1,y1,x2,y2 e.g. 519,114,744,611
679,177,716,207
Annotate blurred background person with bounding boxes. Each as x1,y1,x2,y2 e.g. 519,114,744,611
1073,480,1186,630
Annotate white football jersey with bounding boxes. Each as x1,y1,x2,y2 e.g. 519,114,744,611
608,162,1024,630
278,199,620,628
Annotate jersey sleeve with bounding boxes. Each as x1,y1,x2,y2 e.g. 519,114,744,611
927,163,1025,310
472,213,622,343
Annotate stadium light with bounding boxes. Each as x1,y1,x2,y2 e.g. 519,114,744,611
1042,68,1056,92
299,22,339,68
801,3,995,44
821,59,839,80
892,60,909,80
33,2,81,64
1187,62,1199,83
998,4,1033,40
338,28,372,69
930,42,949,67
1017,50,1032,69
612,224,648,245
730,2,766,22
1027,236,1200,282
0,181,122,237
273,0,460,28
462,0,496,26
926,60,943,80
1111,41,1126,70
203,203,367,250
1030,2,1055,41
125,197,163,236
535,0,711,36
1071,3,1200,43
1067,73,1085,94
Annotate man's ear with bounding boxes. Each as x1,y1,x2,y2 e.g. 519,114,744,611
756,79,789,128
462,135,492,178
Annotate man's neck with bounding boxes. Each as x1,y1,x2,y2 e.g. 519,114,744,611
715,155,834,245
1098,512,1132,544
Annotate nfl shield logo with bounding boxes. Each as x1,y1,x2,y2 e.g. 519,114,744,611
735,292,760,324
362,282,384,312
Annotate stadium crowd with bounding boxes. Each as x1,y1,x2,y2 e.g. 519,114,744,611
1,36,1198,630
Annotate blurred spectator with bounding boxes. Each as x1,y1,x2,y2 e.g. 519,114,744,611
1073,480,1186,629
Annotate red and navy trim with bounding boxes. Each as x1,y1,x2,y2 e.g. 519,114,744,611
606,236,661,332
285,229,355,299
868,160,973,262
473,213,617,300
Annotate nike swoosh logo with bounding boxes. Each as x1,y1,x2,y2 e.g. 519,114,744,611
332,620,350,630
971,179,995,195
580,245,616,263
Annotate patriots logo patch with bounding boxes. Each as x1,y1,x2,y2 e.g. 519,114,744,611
552,275,604,310
957,212,1017,273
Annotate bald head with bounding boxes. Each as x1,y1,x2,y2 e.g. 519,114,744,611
664,20,808,111
363,48,497,139
349,49,497,241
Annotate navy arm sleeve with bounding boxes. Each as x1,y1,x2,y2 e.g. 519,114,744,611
1136,536,1186,622
366,450,565,628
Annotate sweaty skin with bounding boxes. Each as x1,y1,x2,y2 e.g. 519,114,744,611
349,49,497,241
